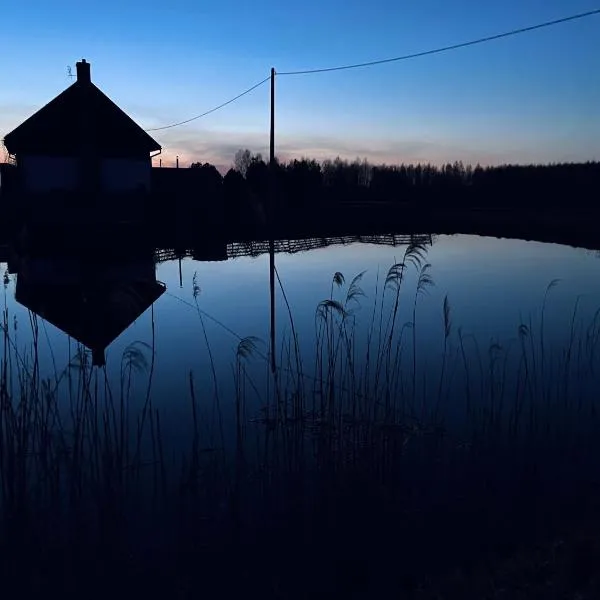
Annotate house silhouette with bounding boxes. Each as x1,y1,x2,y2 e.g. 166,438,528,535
3,59,161,196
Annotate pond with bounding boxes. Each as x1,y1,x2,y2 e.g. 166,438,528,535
3,232,600,436
3,229,600,594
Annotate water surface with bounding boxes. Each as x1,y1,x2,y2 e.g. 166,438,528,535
3,232,600,437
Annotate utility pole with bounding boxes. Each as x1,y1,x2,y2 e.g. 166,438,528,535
270,67,275,167
269,67,276,374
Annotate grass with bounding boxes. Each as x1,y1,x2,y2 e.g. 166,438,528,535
1,247,600,597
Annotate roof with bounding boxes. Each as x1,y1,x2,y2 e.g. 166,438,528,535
3,64,161,157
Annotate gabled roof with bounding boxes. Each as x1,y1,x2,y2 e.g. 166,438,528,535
3,61,161,157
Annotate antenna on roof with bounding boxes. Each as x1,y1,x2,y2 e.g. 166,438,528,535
67,65,74,80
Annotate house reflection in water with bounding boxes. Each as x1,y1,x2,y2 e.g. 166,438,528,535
14,250,166,366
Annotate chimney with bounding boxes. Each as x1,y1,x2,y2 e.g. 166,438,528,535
76,59,91,83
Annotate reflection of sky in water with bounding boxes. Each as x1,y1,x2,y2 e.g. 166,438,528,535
2,234,600,439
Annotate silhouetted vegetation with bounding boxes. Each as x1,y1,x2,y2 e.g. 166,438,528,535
223,151,600,212
2,152,599,239
0,163,18,205
189,151,600,235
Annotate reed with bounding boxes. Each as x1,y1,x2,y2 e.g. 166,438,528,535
1,254,600,596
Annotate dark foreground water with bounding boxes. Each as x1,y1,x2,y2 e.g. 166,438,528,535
3,231,600,597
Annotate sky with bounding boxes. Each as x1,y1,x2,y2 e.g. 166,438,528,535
0,0,599,170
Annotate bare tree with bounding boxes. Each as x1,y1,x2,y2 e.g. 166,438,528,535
1,142,13,165
233,149,251,177
233,149,264,178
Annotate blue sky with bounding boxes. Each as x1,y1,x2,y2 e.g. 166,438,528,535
1,0,599,169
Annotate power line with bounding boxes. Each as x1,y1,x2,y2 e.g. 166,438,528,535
278,8,600,76
145,75,270,132
143,9,599,132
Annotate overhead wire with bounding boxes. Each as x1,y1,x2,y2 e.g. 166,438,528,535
143,9,599,131
144,75,270,131
278,8,600,75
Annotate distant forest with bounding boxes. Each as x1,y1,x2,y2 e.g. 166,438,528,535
1,151,598,235
179,150,600,221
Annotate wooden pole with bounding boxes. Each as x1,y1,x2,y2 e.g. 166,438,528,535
270,68,275,167
269,67,276,374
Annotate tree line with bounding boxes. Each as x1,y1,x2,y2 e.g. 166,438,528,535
184,150,600,217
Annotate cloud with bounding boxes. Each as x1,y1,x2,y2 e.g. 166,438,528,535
4,100,595,171
150,127,514,171
148,129,265,171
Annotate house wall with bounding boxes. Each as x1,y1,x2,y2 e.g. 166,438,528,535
17,155,152,193
101,158,151,192
19,155,79,192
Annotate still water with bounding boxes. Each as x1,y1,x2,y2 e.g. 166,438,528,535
2,229,600,595
2,232,600,440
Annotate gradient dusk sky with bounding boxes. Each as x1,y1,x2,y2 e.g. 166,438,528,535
1,0,599,169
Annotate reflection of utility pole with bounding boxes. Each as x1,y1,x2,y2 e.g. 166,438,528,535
179,256,183,288
269,67,276,374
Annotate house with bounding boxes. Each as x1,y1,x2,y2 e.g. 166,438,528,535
2,59,161,197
